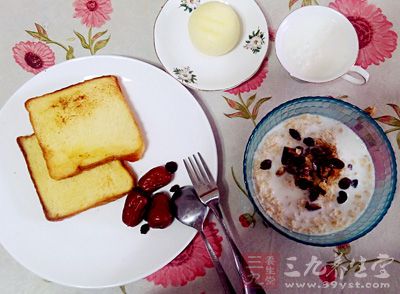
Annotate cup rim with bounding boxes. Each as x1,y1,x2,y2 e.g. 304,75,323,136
275,6,360,83
243,96,397,246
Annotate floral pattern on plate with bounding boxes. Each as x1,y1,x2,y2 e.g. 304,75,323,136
179,0,200,13
173,66,197,84
244,28,266,54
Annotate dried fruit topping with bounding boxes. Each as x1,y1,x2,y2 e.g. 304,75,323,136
316,185,326,195
305,201,321,211
147,192,174,229
295,146,304,155
293,155,306,167
328,158,345,169
318,166,333,179
289,128,301,141
138,162,177,193
140,223,150,234
276,166,286,176
347,164,353,170
338,177,352,189
295,178,313,190
303,137,315,146
337,191,348,204
278,135,346,211
281,146,295,165
351,179,358,188
308,188,320,202
260,159,272,170
122,188,149,227
286,165,297,175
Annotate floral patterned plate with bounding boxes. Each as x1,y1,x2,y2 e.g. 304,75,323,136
154,0,268,91
0,56,218,288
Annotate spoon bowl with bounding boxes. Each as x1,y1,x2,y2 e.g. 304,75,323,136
171,185,236,294
171,185,208,231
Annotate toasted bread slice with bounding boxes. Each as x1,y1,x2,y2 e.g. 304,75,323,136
25,75,144,180
17,135,134,221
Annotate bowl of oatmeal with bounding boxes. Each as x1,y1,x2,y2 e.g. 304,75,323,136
243,96,397,246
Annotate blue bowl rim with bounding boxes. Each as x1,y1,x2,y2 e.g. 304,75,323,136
243,96,397,247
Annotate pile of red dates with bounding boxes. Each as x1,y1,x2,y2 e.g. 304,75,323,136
122,161,177,234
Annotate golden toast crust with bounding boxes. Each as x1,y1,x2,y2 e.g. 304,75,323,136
25,75,145,180
17,134,135,221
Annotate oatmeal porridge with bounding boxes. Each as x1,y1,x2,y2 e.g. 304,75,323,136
252,114,375,235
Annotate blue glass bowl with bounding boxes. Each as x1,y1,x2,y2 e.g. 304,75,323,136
243,97,397,246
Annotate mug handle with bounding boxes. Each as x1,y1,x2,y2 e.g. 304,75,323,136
341,65,369,85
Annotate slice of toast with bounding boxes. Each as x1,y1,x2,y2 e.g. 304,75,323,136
17,135,134,221
25,75,144,180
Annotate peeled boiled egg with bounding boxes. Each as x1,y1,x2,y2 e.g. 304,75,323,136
188,1,241,56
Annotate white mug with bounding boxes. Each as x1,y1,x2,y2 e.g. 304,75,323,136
275,6,369,85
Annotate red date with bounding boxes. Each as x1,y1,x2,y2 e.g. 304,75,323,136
122,188,149,227
138,162,177,193
147,192,174,229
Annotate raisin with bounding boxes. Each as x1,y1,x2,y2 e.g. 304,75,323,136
260,159,272,170
293,156,306,167
308,188,319,202
338,177,352,189
305,201,321,211
337,191,348,204
286,165,297,175
351,179,358,188
311,147,323,157
329,158,345,169
295,178,312,190
165,161,178,173
140,223,150,234
289,128,301,140
303,137,315,146
281,147,295,165
170,184,180,193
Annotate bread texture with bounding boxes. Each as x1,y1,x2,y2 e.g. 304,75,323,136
25,75,144,180
17,135,134,221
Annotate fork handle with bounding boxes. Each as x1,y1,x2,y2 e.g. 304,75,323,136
199,230,236,294
208,201,266,294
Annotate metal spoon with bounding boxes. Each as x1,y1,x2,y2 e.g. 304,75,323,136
171,186,236,294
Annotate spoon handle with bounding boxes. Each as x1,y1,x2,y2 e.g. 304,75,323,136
207,200,266,294
199,230,236,294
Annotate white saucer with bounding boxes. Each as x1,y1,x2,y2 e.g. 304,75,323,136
154,0,268,91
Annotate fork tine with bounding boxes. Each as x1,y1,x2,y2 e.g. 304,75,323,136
193,153,208,183
188,156,203,184
198,152,216,185
183,158,199,187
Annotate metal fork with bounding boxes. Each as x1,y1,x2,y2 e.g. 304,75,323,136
184,153,266,294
